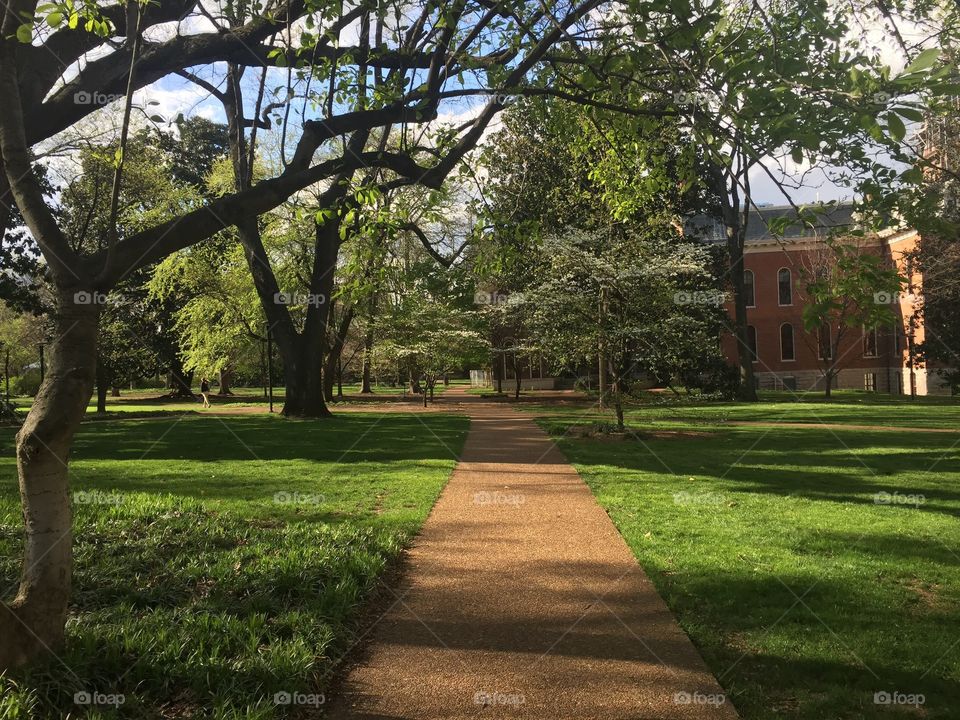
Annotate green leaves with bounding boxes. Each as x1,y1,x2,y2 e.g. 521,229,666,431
903,48,940,75
886,112,906,142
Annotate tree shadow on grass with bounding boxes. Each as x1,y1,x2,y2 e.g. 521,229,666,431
560,428,960,520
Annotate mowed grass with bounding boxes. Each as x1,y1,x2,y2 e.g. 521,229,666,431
0,412,468,719
5,384,449,418
536,399,960,719
627,390,960,429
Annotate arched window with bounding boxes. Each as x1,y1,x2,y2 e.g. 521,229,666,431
780,323,795,361
863,326,878,357
778,268,792,306
743,270,755,307
747,325,758,361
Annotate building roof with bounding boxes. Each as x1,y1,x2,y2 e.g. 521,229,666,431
685,202,858,244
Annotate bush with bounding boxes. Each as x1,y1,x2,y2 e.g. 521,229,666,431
680,357,739,399
13,369,41,396
132,376,167,390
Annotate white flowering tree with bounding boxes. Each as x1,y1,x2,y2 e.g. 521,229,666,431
374,299,487,406
523,228,725,428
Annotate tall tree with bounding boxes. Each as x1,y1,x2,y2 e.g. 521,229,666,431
0,0,604,667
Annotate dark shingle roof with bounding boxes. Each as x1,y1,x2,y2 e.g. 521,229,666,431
685,202,857,243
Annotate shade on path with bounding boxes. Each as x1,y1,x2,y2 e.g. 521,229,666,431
327,387,737,719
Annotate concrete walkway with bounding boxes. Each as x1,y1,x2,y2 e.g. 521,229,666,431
327,390,737,719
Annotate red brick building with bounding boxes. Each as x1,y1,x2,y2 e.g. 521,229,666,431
703,205,950,395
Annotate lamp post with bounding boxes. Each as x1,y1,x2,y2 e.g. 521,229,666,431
0,341,8,401
266,322,274,413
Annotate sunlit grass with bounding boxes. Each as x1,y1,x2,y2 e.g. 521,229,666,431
537,399,960,719
0,413,468,719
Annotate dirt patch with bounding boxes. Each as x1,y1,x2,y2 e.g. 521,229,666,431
903,577,946,612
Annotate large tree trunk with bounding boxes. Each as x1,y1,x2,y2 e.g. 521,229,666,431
409,370,423,395
217,368,233,395
727,229,757,401
167,356,194,398
0,294,99,670
281,336,329,417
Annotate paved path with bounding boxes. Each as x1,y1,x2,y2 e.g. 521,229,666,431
328,389,737,719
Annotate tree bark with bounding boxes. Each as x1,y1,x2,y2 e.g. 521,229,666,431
0,294,99,670
727,227,757,401
514,356,522,399
409,370,423,395
361,329,374,393
167,357,194,398
217,368,233,395
280,336,330,417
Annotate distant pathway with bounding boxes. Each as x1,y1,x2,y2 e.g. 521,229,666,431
327,386,736,719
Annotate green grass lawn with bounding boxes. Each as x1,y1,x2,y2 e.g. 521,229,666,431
536,398,960,719
519,389,960,430
0,412,468,719
4,383,448,417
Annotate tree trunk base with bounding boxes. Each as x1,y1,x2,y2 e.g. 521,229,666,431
280,403,333,418
0,598,65,670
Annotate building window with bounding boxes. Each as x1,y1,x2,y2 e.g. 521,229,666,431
780,323,795,361
747,325,758,362
818,324,833,360
782,375,797,391
778,268,792,306
863,326,878,357
864,372,877,392
744,270,755,307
